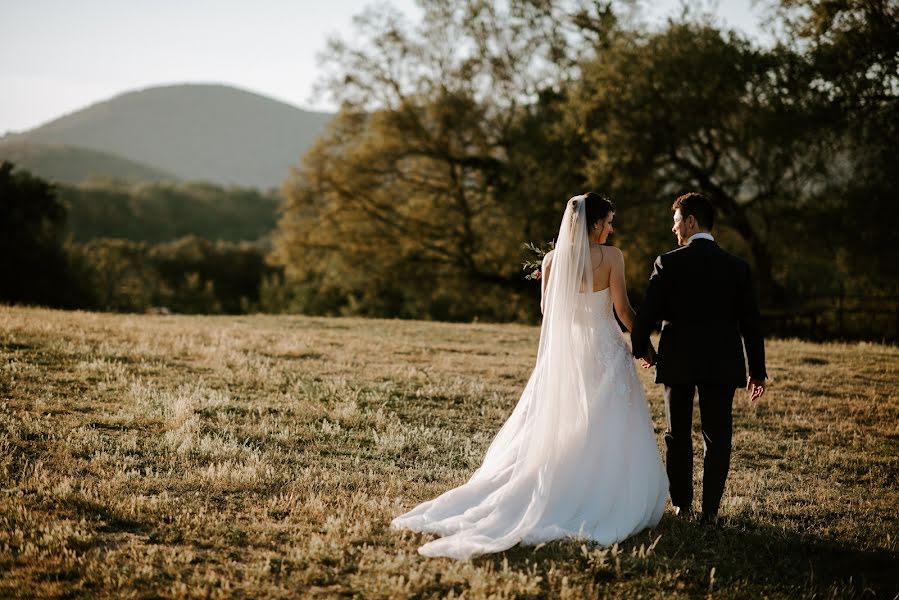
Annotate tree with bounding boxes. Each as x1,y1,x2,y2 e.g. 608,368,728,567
773,0,899,288
150,237,276,314
270,1,613,321
775,0,898,116
566,20,834,303
68,239,158,312
0,161,87,307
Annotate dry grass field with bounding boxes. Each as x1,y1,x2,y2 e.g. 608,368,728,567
0,305,897,599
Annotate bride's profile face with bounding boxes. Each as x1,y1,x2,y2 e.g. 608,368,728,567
596,212,615,244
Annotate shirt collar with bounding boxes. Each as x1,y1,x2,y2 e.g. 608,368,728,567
688,232,715,243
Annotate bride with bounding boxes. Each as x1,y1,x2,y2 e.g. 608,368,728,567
391,193,668,560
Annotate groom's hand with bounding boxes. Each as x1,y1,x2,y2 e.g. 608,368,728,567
747,378,766,401
640,345,656,369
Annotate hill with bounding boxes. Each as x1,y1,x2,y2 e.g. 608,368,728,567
0,140,176,184
2,83,332,188
0,306,896,598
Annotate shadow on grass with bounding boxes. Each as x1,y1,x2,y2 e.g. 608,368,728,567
473,513,898,597
63,495,146,536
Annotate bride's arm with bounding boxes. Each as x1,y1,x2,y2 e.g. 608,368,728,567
540,251,553,314
608,247,636,331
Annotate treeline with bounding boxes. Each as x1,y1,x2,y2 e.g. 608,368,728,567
59,180,279,243
67,237,281,314
1,162,286,314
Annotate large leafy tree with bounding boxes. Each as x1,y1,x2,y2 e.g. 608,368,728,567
566,1,898,303
566,21,832,302
774,0,899,288
776,0,898,113
270,1,610,321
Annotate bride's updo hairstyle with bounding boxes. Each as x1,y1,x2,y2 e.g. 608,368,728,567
583,192,615,234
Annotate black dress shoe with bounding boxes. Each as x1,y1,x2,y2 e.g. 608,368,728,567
699,512,718,526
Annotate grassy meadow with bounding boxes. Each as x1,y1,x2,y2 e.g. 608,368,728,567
0,305,896,598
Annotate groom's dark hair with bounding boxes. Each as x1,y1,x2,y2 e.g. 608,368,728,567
672,192,714,230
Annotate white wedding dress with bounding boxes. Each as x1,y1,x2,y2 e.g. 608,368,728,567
391,196,668,560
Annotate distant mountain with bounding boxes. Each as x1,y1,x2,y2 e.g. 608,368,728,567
0,140,176,184
2,83,333,188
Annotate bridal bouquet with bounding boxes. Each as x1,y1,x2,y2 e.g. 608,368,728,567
522,240,555,280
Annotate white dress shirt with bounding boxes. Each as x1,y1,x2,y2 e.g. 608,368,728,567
688,232,715,243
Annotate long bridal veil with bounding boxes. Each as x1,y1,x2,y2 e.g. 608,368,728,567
391,195,607,559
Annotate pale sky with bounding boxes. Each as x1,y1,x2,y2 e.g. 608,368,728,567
0,0,770,134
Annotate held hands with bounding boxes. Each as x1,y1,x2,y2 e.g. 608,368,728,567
747,377,766,401
640,344,656,369
636,346,765,396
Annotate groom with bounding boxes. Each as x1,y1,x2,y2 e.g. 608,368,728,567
631,192,767,524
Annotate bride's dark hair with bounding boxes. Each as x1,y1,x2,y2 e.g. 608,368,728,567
583,192,615,232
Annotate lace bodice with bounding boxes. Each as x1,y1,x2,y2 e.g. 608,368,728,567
579,288,636,396
574,287,618,333
586,287,615,320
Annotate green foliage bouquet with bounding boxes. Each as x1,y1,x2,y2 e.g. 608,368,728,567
522,240,555,280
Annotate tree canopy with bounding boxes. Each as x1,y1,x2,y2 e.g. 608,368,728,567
269,0,899,325
272,1,612,320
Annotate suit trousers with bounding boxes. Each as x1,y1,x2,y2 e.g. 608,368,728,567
663,384,736,515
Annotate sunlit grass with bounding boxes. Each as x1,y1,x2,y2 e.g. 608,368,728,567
0,305,896,598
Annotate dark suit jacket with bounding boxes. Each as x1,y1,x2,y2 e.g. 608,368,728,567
631,238,767,387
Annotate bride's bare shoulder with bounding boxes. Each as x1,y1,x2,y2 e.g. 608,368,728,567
591,245,623,260
600,245,625,267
